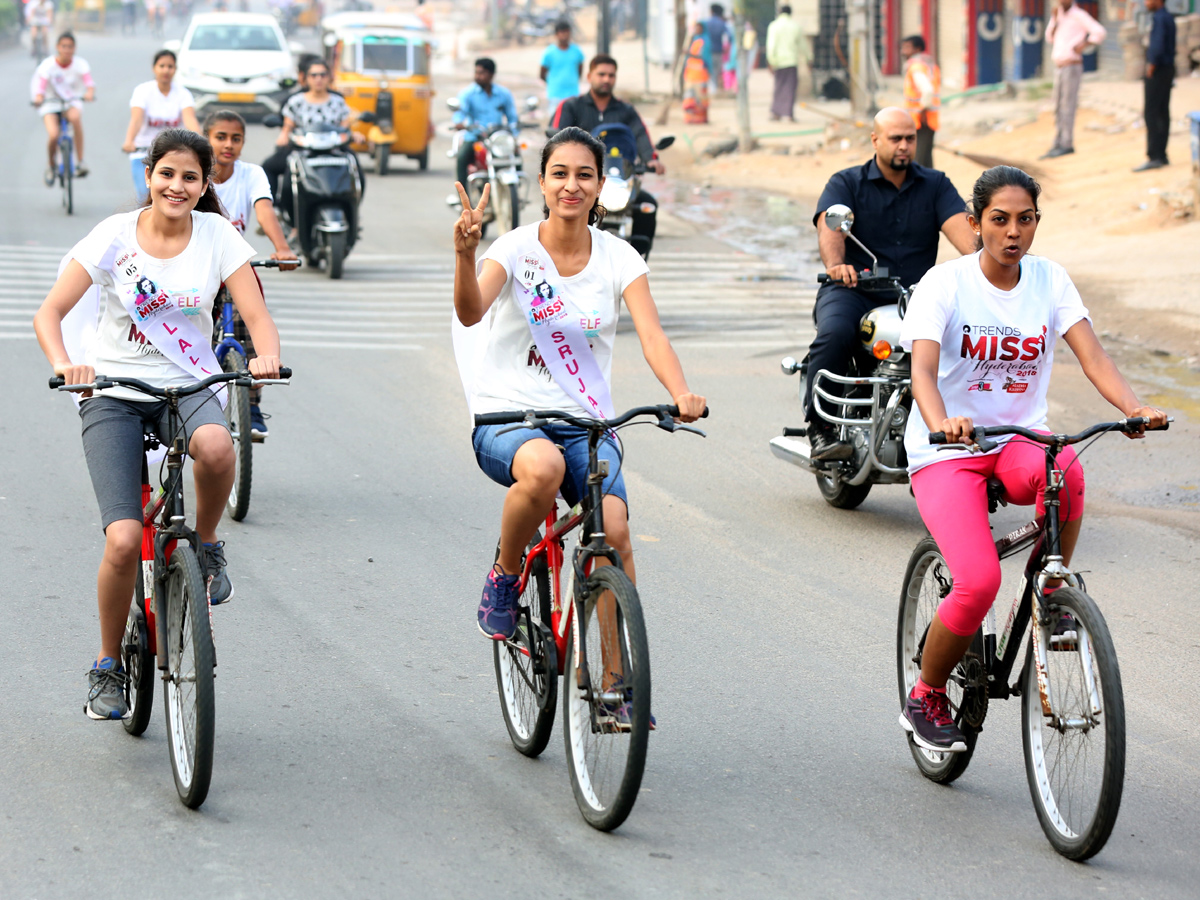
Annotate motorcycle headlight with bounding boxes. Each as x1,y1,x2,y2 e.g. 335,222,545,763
488,131,516,159
600,180,632,212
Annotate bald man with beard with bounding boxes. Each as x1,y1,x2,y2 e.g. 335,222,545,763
804,108,976,462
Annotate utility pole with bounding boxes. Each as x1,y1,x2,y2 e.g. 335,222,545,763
733,0,753,152
846,0,876,116
598,0,612,54
488,0,500,41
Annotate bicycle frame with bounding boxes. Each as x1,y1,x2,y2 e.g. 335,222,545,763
213,288,246,366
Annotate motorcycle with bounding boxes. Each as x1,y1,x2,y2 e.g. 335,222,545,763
263,114,367,280
445,96,539,239
770,204,915,509
589,122,673,259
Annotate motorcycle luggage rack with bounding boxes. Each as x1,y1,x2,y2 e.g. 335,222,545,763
811,368,912,479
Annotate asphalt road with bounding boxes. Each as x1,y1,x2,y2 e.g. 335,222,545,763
3,22,1199,900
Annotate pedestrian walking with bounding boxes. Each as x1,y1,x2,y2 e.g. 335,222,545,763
1134,0,1176,171
901,35,940,168
766,5,805,121
683,23,711,124
1041,0,1106,159
539,21,584,125
704,4,731,92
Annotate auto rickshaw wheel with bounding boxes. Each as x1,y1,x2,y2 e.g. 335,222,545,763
375,144,390,176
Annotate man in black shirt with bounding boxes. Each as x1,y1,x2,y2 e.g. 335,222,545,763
807,107,976,461
552,55,665,254
1134,0,1176,171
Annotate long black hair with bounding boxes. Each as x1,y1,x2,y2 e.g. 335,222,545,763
141,128,227,217
540,126,606,226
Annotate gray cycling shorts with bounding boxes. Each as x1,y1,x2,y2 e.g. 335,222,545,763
78,393,227,530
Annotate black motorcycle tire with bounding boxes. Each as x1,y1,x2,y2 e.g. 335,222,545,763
815,471,872,510
375,144,390,176
326,232,346,280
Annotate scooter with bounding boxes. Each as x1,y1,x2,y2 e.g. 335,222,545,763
263,114,367,280
588,122,673,259
770,204,915,509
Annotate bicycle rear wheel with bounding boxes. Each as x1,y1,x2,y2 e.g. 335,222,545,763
896,537,983,784
563,564,650,831
162,545,215,809
494,534,557,757
1021,586,1124,860
122,564,155,736
222,350,253,521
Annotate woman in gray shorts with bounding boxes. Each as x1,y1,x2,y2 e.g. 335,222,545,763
33,128,284,721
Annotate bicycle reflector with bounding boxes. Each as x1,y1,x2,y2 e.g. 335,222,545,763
872,340,893,360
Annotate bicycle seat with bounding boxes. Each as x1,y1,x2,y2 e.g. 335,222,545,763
986,478,1007,514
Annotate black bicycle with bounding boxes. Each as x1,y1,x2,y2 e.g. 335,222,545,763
51,367,291,808
474,404,707,830
897,417,1167,860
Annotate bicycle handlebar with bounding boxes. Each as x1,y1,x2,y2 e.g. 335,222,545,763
474,404,709,430
929,418,1171,450
50,368,292,395
251,259,301,269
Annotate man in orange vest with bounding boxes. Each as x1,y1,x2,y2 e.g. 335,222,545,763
901,35,940,168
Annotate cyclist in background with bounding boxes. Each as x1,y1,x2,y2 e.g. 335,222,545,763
205,108,297,440
897,165,1166,753
452,126,705,648
122,49,199,202
32,129,283,721
32,32,94,185
26,0,54,57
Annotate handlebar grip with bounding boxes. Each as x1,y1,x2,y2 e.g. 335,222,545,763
817,273,830,283
49,376,65,389
251,260,279,268
929,431,947,444
279,367,292,379
475,411,527,426
666,405,710,419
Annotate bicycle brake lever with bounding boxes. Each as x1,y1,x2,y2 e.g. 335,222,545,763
673,423,707,437
497,417,544,436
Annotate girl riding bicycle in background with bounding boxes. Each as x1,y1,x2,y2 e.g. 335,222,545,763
122,50,199,203
32,32,94,183
897,165,1167,753
452,126,705,644
206,108,297,440
33,128,283,721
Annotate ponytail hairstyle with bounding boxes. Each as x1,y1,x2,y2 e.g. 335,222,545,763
969,165,1041,249
141,128,228,218
539,126,607,226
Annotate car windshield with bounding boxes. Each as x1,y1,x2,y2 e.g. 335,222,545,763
361,36,411,73
188,24,283,52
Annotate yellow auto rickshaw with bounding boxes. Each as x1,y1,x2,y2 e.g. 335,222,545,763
322,13,434,175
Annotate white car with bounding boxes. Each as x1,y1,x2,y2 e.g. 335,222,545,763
167,13,300,117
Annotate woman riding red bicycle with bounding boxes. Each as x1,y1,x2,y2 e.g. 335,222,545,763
451,126,705,646
897,165,1167,753
33,128,283,721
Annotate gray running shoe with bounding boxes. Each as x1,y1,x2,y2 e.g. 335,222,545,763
85,657,129,720
203,541,234,605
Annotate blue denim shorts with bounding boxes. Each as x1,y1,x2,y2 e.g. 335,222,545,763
472,420,628,509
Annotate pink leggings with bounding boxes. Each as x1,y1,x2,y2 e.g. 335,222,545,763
911,437,1085,637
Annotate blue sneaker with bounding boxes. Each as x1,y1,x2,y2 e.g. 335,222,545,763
249,405,269,442
85,657,129,720
478,566,520,640
599,675,656,731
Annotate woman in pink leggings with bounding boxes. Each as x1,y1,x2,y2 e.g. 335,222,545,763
896,166,1167,753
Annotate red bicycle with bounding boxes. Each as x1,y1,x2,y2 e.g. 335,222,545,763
474,403,707,830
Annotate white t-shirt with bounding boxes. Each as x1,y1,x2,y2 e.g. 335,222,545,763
32,56,92,104
70,210,255,402
469,223,649,416
899,251,1090,473
129,81,196,151
212,160,273,234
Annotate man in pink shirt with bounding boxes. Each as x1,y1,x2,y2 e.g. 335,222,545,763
1040,0,1106,158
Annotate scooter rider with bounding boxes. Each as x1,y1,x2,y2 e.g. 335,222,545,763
448,58,519,207
808,107,976,461
551,54,664,256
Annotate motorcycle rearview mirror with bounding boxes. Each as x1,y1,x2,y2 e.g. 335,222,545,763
823,204,854,235
322,33,337,47
446,97,461,111
262,113,284,128
524,95,540,110
654,135,675,151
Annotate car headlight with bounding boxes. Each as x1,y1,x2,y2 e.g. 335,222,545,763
488,131,516,159
600,179,632,211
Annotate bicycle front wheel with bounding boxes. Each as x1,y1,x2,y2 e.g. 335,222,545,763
62,151,73,215
896,537,983,784
122,564,155,736
494,535,557,757
222,350,253,521
162,545,215,809
563,564,650,831
1021,586,1125,860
